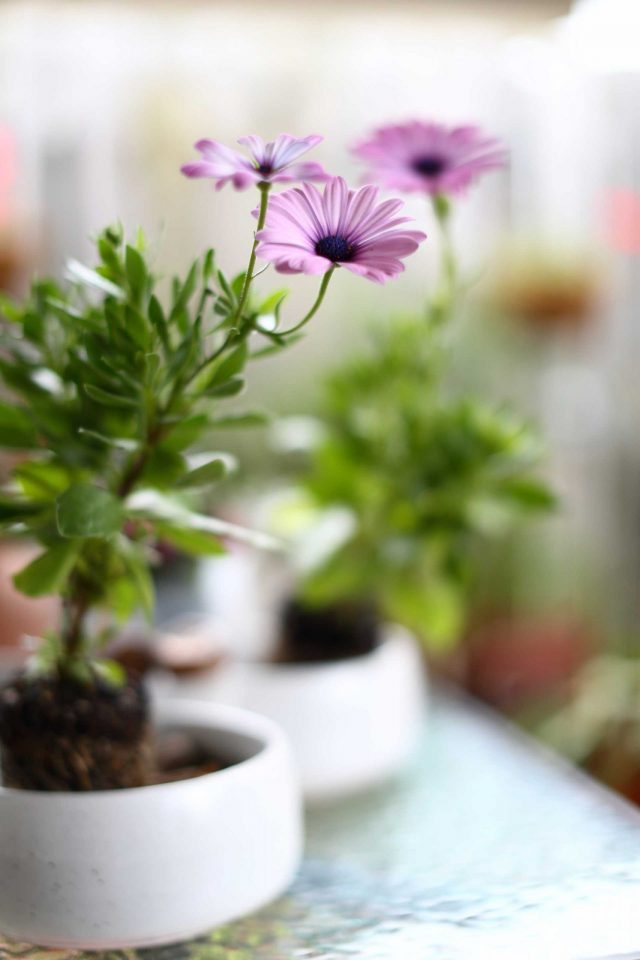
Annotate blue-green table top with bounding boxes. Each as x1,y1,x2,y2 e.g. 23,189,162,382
2,691,640,959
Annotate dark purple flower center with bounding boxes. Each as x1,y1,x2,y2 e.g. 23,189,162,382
413,155,447,178
315,234,354,262
256,162,273,175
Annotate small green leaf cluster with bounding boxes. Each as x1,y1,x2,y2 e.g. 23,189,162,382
0,225,295,669
298,317,555,648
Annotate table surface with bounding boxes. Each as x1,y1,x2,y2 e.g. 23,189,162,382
2,691,640,960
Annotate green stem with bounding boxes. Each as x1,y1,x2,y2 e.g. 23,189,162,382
429,193,457,327
278,267,335,336
61,579,91,664
173,182,270,400
233,182,271,323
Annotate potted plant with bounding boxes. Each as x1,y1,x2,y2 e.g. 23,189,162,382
0,132,426,947
190,122,555,799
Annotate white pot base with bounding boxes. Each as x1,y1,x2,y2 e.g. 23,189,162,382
156,625,427,802
0,701,302,950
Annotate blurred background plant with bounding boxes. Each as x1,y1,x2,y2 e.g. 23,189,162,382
285,314,554,651
255,120,553,662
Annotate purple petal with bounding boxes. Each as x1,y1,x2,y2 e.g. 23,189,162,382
181,161,218,179
270,161,330,184
270,134,323,168
237,134,266,165
352,120,507,197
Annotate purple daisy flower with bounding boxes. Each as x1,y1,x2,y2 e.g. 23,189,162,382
254,177,426,284
352,122,507,197
181,133,328,191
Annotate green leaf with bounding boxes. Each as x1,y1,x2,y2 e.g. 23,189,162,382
56,484,123,539
0,293,23,323
203,376,245,398
191,341,247,396
84,383,139,408
156,523,224,556
93,658,127,688
124,305,149,350
208,341,247,387
209,411,269,429
384,575,465,651
125,245,148,302
0,401,38,449
498,477,556,510
202,249,215,282
13,541,81,597
148,295,169,350
252,333,303,359
178,457,227,489
162,414,210,452
216,269,235,306
231,271,247,299
169,261,199,325
258,288,288,315
127,489,281,551
138,448,186,488
145,352,161,382
23,309,45,342
66,259,124,299
13,460,70,498
118,537,154,620
106,574,139,622
77,428,137,452
0,495,47,525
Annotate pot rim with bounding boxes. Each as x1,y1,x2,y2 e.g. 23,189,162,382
0,700,287,801
242,621,414,673
239,623,414,676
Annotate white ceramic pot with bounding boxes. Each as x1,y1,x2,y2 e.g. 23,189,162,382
0,700,302,949
157,625,427,802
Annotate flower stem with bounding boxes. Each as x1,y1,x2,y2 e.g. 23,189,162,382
279,267,335,336
429,193,457,327
234,182,271,323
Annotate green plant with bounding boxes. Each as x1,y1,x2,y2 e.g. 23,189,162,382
0,128,434,789
291,189,554,650
296,319,552,647
0,224,308,679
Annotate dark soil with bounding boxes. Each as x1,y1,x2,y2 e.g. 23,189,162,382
152,730,226,784
0,673,153,791
0,672,234,792
277,598,381,664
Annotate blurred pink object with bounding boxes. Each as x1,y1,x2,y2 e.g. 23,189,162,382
353,121,506,196
0,542,59,653
0,125,17,227
467,617,591,712
606,189,640,253
181,133,328,190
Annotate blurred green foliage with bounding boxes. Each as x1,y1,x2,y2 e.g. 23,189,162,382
298,314,555,649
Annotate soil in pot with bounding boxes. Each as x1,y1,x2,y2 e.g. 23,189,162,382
153,730,226,784
0,671,235,791
276,598,381,664
0,673,154,791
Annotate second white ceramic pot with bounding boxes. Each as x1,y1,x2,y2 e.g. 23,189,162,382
158,625,427,802
0,700,302,949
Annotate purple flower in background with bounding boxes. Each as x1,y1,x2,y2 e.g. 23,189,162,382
255,176,426,283
181,134,328,191
352,122,506,197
